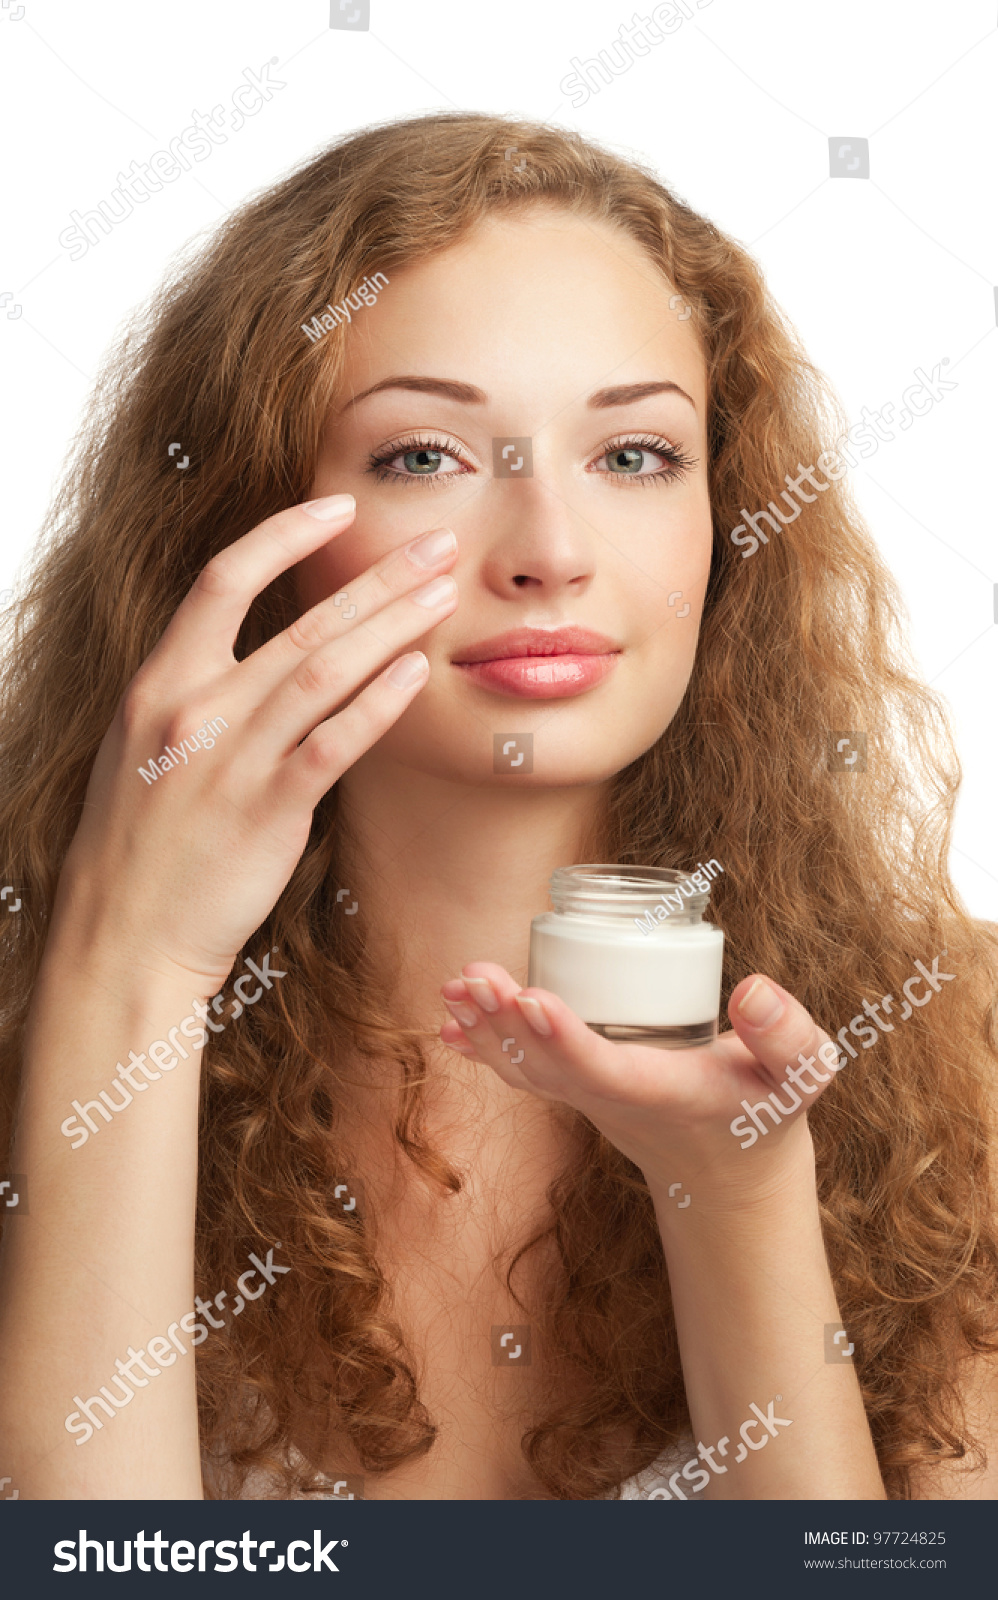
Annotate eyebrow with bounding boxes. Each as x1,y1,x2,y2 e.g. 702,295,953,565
588,381,696,412
343,375,697,413
344,376,486,409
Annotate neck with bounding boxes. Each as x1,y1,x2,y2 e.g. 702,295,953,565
335,754,609,1030
328,754,609,1184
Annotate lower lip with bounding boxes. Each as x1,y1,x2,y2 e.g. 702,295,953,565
454,653,620,698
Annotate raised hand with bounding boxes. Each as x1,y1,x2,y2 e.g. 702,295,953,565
55,495,459,993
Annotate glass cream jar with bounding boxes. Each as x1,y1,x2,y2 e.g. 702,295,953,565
528,864,725,1050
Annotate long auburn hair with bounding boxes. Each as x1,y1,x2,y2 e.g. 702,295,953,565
2,111,997,1500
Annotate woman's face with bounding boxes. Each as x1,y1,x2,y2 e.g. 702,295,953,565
298,206,712,787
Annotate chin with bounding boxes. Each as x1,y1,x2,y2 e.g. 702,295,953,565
379,714,647,788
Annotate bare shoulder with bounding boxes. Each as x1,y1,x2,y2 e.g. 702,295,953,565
910,916,998,1500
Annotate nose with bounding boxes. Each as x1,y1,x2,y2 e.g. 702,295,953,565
476,474,597,596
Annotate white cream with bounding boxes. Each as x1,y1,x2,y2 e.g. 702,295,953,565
528,864,724,1049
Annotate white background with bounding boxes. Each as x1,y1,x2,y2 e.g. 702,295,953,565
1,0,995,914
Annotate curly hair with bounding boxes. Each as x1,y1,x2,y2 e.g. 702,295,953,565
2,111,997,1501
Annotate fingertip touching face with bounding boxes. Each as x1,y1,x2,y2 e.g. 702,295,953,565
297,206,712,788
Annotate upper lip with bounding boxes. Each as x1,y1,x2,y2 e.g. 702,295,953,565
451,626,621,664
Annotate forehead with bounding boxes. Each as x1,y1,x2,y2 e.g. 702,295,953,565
337,208,707,417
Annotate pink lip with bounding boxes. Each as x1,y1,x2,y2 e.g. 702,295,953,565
456,654,620,697
452,626,621,699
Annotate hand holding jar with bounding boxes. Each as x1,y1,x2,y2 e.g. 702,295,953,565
439,864,842,1205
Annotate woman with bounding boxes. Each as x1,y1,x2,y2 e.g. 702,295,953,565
0,111,996,1503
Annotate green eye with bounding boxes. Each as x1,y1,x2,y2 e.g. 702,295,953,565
607,448,645,474
403,448,443,474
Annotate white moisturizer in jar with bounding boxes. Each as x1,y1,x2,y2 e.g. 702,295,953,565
528,864,725,1050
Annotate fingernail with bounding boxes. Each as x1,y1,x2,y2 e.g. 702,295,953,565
463,976,499,1013
444,997,479,1030
387,651,428,689
406,527,457,568
301,493,356,520
514,995,553,1037
737,977,784,1029
412,575,457,608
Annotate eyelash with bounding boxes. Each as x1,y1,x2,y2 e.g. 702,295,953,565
367,432,470,486
594,433,699,488
366,431,699,487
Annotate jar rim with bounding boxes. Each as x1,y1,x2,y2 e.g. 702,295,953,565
548,862,714,917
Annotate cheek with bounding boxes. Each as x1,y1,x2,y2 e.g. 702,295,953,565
628,511,712,621
293,526,384,612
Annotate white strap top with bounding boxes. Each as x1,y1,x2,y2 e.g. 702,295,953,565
230,1436,697,1501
